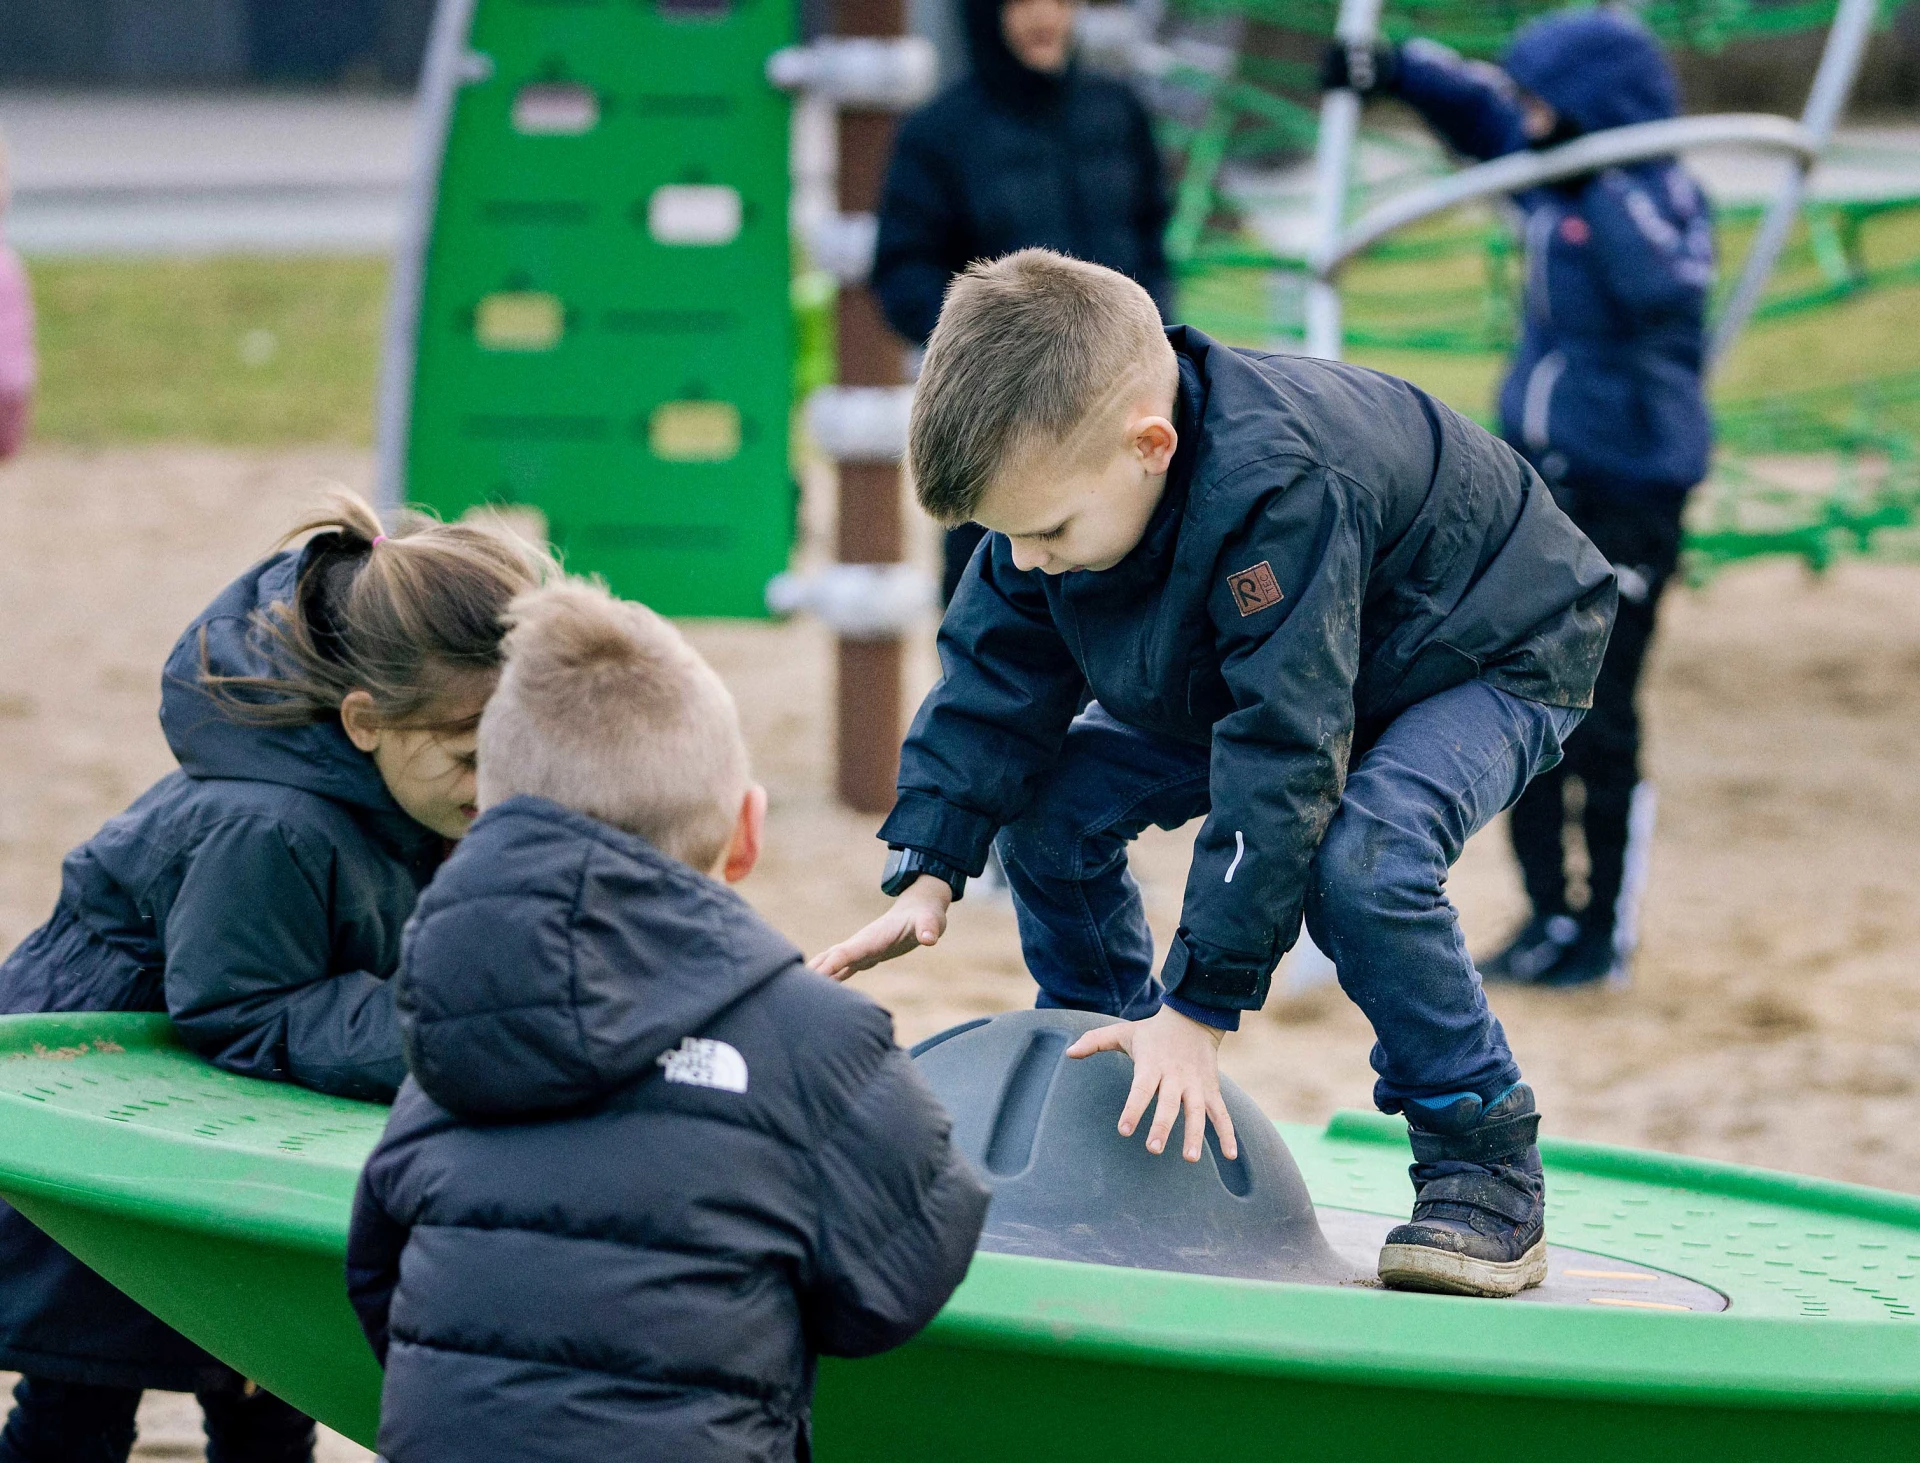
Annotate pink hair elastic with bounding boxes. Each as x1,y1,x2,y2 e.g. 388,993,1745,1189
371,534,387,546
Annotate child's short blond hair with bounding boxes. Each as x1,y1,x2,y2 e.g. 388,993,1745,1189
909,249,1175,525
478,580,747,871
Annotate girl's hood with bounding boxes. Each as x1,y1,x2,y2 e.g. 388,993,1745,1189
159,545,400,815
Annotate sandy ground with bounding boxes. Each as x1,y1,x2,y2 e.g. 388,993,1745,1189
1,444,1919,1452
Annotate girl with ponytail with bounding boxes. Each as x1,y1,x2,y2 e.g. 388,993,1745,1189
0,491,547,1463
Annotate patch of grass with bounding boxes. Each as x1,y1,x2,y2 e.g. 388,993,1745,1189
28,256,386,445
19,207,1920,448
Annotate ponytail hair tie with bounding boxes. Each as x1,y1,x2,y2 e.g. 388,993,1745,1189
371,534,387,547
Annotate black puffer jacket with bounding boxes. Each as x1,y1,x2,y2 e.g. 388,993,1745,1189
872,0,1172,345
0,545,440,1388
347,797,989,1463
882,328,1615,1017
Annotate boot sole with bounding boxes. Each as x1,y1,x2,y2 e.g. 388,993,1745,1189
1376,1238,1548,1298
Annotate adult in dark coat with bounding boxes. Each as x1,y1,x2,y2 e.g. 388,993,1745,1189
348,796,989,1463
0,547,443,1462
1326,9,1714,985
873,0,1173,601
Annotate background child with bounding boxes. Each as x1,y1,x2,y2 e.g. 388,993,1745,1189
1324,8,1714,986
347,580,988,1463
0,129,35,460
814,251,1614,1297
874,0,1171,604
0,493,544,1463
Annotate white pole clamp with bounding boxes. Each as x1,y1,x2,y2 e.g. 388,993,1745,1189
806,385,914,463
766,564,939,639
766,37,939,110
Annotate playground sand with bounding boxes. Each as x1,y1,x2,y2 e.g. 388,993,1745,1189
2,444,1919,1216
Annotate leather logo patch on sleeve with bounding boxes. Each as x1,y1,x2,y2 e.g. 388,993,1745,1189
1227,561,1284,617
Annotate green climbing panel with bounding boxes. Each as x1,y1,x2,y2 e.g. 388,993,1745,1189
4,1013,1920,1460
398,0,795,617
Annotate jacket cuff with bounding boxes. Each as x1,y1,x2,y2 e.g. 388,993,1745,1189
1160,929,1275,1014
1163,992,1241,1032
876,792,1000,878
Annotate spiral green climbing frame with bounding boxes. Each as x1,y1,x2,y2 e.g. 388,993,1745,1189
1152,0,1920,577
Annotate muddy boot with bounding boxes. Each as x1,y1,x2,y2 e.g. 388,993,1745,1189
1378,1084,1547,1298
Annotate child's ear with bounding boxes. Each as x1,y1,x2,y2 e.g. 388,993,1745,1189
339,689,383,753
1133,415,1178,475
720,783,768,884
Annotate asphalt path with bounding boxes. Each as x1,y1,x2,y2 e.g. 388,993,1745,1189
0,91,413,257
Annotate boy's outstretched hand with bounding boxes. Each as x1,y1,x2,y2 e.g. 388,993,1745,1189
809,877,953,981
1066,1006,1239,1164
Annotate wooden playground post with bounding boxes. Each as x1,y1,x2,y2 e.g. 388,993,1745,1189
831,0,908,814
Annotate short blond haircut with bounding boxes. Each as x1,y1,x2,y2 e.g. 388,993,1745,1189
478,579,747,871
909,249,1175,525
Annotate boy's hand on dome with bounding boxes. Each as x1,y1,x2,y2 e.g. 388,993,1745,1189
809,878,952,981
1066,1007,1237,1164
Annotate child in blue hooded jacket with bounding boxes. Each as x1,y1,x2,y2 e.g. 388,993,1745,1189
0,494,544,1463
1324,7,1714,986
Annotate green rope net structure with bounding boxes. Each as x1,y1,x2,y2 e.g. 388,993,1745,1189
1152,0,1920,577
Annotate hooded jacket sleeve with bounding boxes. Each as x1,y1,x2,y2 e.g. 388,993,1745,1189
161,817,407,1100
805,1040,990,1357
1389,41,1528,162
346,1156,408,1366
878,538,1085,873
1160,466,1377,1025
872,110,972,348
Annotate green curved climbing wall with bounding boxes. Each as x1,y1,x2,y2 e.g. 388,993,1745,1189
396,0,796,617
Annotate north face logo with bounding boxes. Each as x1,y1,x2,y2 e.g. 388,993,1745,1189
658,1037,749,1093
1227,561,1284,617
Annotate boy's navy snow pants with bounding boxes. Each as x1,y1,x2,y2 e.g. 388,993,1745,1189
996,679,1581,1112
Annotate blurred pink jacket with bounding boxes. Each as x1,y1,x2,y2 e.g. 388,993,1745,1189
0,241,34,459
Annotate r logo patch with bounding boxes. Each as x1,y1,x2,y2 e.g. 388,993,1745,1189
1227,561,1284,617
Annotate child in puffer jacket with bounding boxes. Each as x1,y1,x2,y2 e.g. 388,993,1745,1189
347,580,990,1463
0,130,35,459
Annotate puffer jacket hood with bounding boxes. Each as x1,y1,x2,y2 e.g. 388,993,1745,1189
963,0,1070,109
396,796,796,1119
1503,9,1680,136
159,543,397,815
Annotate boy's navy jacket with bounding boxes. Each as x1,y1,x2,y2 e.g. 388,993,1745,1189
0,545,439,1389
872,0,1172,346
882,329,1616,1015
347,797,990,1463
1389,10,1715,498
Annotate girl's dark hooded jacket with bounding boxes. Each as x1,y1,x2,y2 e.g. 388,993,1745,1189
0,545,439,1389
347,797,989,1463
872,0,1172,346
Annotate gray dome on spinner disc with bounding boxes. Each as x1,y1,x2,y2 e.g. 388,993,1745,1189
911,1009,1361,1284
